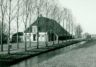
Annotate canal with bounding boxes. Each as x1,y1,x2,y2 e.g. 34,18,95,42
9,42,80,67
9,41,93,67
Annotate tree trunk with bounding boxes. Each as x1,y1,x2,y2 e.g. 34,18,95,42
37,31,39,49
17,19,19,49
8,0,12,54
1,16,4,51
17,0,19,49
24,33,27,51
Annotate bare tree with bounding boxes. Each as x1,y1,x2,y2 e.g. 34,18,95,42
34,0,45,48
7,0,12,54
43,2,67,44
68,12,73,41
61,8,68,42
0,0,8,51
28,12,32,47
28,2,32,48
43,0,54,47
63,9,72,41
57,8,74,42
27,0,35,48
68,10,75,40
50,5,59,45
22,0,36,50
75,24,83,38
72,23,77,38
16,0,20,49
22,0,30,51
66,9,77,40
15,0,23,49
67,12,71,40
69,13,75,39
56,9,65,44
7,0,17,54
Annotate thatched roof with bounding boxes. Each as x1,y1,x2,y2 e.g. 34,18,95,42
24,17,70,36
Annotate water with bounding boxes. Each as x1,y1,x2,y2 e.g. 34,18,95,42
0,41,85,67
10,45,72,67
4,41,96,67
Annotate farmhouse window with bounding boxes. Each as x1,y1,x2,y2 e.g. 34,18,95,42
33,34,36,41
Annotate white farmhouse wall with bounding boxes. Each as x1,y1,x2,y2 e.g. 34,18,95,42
39,32,48,41
23,32,48,42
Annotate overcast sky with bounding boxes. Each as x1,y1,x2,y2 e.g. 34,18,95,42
58,0,96,34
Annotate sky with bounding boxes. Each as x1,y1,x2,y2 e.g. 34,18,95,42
58,0,96,34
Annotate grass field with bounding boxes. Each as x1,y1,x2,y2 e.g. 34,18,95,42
0,41,64,52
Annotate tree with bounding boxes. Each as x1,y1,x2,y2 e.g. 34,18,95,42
61,8,68,41
27,0,35,48
56,9,64,44
67,10,75,39
50,5,59,45
28,0,34,48
63,8,76,40
75,24,83,38
34,0,46,48
16,0,20,49
43,0,55,46
21,0,36,50
16,0,23,49
0,0,8,51
7,0,12,54
22,0,30,51
7,0,16,54
61,8,70,41
0,22,8,44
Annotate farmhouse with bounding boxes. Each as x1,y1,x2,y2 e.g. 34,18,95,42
24,16,72,42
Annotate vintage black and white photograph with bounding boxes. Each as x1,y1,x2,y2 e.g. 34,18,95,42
0,0,96,67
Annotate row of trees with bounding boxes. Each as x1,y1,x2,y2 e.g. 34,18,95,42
0,0,83,53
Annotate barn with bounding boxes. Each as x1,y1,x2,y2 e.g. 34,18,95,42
24,16,73,42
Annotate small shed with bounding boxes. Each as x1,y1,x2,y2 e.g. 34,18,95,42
11,32,23,43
